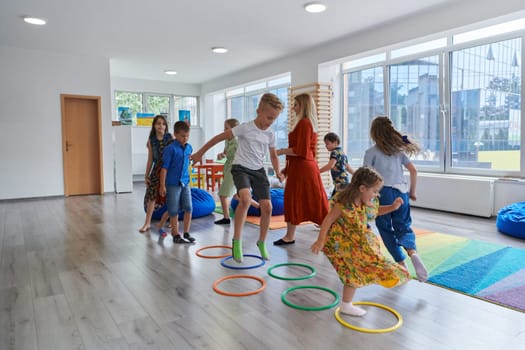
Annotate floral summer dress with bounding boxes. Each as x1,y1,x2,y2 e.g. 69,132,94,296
323,198,410,288
144,134,172,208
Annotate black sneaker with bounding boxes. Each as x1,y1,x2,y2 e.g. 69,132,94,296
183,232,196,243
214,218,231,225
173,234,188,244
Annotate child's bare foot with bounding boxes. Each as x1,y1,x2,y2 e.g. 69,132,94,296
138,225,150,233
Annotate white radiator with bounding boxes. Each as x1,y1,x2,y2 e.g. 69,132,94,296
412,173,495,217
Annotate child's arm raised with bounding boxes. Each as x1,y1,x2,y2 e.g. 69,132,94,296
311,205,342,254
191,129,233,164
377,197,403,216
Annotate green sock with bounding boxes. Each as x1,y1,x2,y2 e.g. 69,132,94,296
232,238,243,263
257,241,270,260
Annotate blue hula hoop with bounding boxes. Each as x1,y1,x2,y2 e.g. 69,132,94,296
220,254,266,270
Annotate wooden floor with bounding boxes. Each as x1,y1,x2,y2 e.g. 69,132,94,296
1,183,524,350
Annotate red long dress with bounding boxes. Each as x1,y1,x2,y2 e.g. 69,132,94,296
284,118,329,225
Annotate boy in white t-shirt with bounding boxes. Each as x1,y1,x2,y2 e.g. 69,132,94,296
191,93,284,262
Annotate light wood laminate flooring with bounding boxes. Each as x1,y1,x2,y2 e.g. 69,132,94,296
1,183,524,350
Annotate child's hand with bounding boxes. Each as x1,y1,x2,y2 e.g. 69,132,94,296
409,191,417,201
392,197,404,210
276,173,285,183
311,240,324,254
190,152,202,164
159,186,167,198
217,152,225,160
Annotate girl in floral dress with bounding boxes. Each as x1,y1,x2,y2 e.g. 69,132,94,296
311,166,410,316
139,115,173,233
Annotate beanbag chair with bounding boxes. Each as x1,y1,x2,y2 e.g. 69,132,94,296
496,202,525,239
230,188,285,216
147,188,215,220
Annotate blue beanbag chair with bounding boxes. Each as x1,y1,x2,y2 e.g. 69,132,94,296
148,188,215,220
496,202,525,239
230,188,285,216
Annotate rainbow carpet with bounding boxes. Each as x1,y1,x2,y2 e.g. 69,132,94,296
409,229,525,313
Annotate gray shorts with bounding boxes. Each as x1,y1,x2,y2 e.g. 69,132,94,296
231,164,270,200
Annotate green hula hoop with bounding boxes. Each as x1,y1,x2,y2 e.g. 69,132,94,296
267,262,317,281
281,285,339,311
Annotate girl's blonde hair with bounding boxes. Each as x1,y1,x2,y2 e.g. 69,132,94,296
292,93,318,132
370,116,420,156
225,118,240,129
334,167,383,206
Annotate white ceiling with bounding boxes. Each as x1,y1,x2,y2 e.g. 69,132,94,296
1,0,457,84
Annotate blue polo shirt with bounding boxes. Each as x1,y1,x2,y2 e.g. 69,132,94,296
161,140,192,186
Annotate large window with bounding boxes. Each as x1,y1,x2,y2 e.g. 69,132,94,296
344,66,385,168
450,38,521,171
341,19,523,177
114,91,199,127
389,56,441,168
225,74,291,150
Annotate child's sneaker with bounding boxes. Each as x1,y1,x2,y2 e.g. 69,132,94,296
183,232,195,243
158,228,168,244
232,238,243,263
256,241,270,260
173,234,188,244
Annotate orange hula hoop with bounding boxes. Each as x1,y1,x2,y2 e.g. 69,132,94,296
195,245,232,259
212,275,267,297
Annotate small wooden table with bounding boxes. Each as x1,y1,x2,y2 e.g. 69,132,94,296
194,162,224,191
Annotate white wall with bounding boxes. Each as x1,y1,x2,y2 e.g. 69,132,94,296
0,45,113,200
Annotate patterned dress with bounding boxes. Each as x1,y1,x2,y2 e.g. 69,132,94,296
144,133,172,207
323,198,410,288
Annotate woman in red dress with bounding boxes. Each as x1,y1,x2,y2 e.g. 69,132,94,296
274,93,329,245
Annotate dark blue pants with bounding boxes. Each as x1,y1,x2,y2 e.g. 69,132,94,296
375,186,417,262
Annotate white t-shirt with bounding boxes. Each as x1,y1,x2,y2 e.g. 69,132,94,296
231,121,275,170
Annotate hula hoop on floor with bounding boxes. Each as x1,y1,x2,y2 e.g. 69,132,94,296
212,275,267,297
267,262,316,281
334,302,403,333
195,245,232,259
220,254,266,270
281,285,339,311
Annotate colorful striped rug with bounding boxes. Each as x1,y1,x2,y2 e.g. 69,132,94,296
406,229,525,313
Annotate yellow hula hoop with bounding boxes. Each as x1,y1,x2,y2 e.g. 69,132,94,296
334,302,403,333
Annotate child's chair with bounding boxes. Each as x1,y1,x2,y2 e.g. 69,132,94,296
189,162,205,189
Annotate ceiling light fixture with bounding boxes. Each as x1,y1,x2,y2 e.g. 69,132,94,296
304,2,326,13
23,17,47,25
211,47,228,54
164,70,177,75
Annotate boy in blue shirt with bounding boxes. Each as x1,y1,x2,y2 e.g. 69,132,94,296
159,121,194,244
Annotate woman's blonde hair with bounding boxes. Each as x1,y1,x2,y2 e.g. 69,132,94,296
370,116,420,156
292,93,318,132
334,167,383,206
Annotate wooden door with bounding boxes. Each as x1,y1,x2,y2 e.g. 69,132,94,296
61,94,103,196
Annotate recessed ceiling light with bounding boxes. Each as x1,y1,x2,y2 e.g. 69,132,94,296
164,70,177,75
304,2,326,13
211,47,228,54
23,17,47,25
